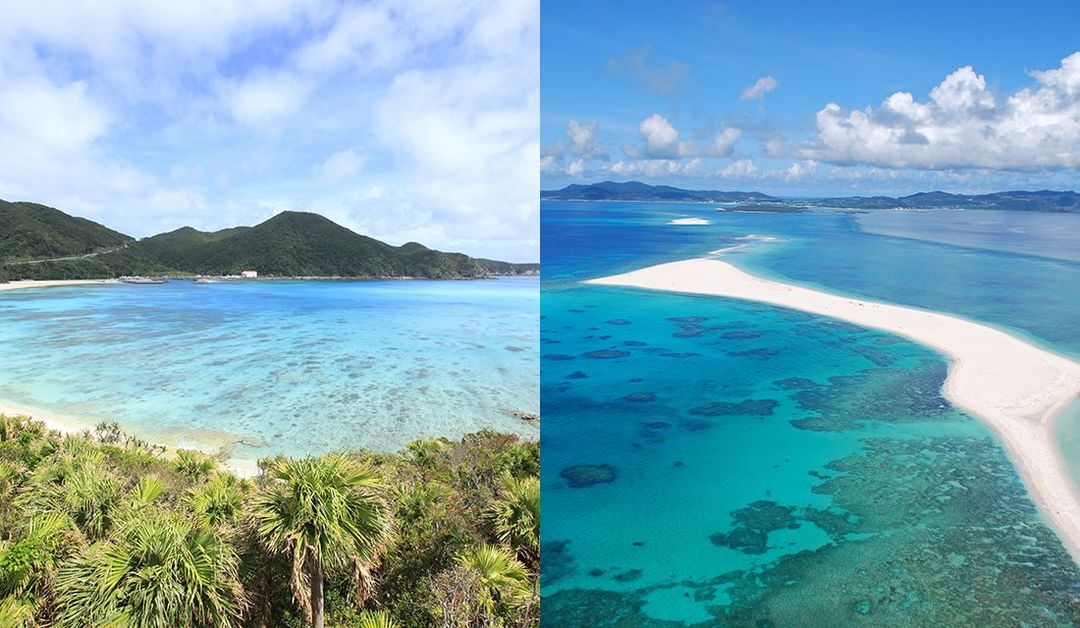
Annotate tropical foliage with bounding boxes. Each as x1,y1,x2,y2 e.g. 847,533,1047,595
0,415,539,626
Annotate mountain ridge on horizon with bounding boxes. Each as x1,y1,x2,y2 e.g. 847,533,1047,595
541,180,1080,212
0,200,538,281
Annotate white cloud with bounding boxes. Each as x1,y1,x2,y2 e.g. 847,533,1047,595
640,113,679,152
784,160,818,181
608,158,703,178
741,75,778,100
566,119,608,159
764,137,786,157
637,113,696,158
0,78,110,153
805,52,1080,170
710,126,742,157
225,71,313,126
566,158,585,176
719,158,759,178
315,148,364,182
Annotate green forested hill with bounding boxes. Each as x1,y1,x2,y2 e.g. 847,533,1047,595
0,202,538,280
0,200,133,263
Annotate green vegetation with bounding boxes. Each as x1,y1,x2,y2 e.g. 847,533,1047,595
0,200,132,264
0,415,539,627
0,201,539,281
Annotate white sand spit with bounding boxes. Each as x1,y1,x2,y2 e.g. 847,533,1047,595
587,258,1080,561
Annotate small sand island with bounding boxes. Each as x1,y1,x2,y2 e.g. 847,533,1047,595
669,217,710,225
588,257,1080,561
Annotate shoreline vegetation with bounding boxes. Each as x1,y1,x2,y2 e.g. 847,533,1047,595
0,413,539,627
0,398,264,478
588,257,1080,563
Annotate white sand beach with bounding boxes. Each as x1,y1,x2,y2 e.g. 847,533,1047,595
0,279,119,292
587,257,1080,561
669,217,710,225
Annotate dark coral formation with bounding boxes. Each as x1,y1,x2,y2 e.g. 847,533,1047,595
543,353,576,361
727,347,781,358
789,416,863,432
773,377,818,390
560,464,617,488
612,569,643,582
539,540,576,586
708,500,801,555
791,361,950,421
688,399,778,417
545,437,1080,627
583,349,631,359
622,392,656,402
721,330,762,340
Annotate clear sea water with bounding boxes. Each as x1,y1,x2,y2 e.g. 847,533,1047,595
540,201,1080,626
0,278,539,462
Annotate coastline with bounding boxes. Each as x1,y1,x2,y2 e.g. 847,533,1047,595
0,279,120,292
0,398,261,477
586,257,1080,562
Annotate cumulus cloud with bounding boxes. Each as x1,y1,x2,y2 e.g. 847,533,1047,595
609,157,704,178
566,119,608,159
805,52,1080,170
784,160,818,181
710,127,742,157
741,75,778,100
719,158,759,178
636,113,699,158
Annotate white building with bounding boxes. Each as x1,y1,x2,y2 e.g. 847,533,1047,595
241,269,258,279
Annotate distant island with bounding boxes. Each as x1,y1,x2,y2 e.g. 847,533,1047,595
541,181,776,203
541,181,1080,213
0,200,539,281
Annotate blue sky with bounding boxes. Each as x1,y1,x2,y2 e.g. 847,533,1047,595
0,1,538,262
542,0,1080,196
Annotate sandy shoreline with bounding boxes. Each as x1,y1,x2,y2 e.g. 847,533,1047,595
0,278,120,292
587,257,1080,562
0,398,260,477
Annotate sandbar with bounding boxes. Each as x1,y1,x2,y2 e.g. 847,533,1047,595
587,257,1080,561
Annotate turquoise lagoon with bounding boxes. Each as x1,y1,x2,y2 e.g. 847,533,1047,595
540,201,1080,626
0,278,538,462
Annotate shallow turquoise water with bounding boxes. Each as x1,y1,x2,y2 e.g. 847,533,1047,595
0,278,538,460
541,201,1080,625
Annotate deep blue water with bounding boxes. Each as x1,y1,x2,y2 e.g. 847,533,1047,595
540,201,1080,626
0,278,538,464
